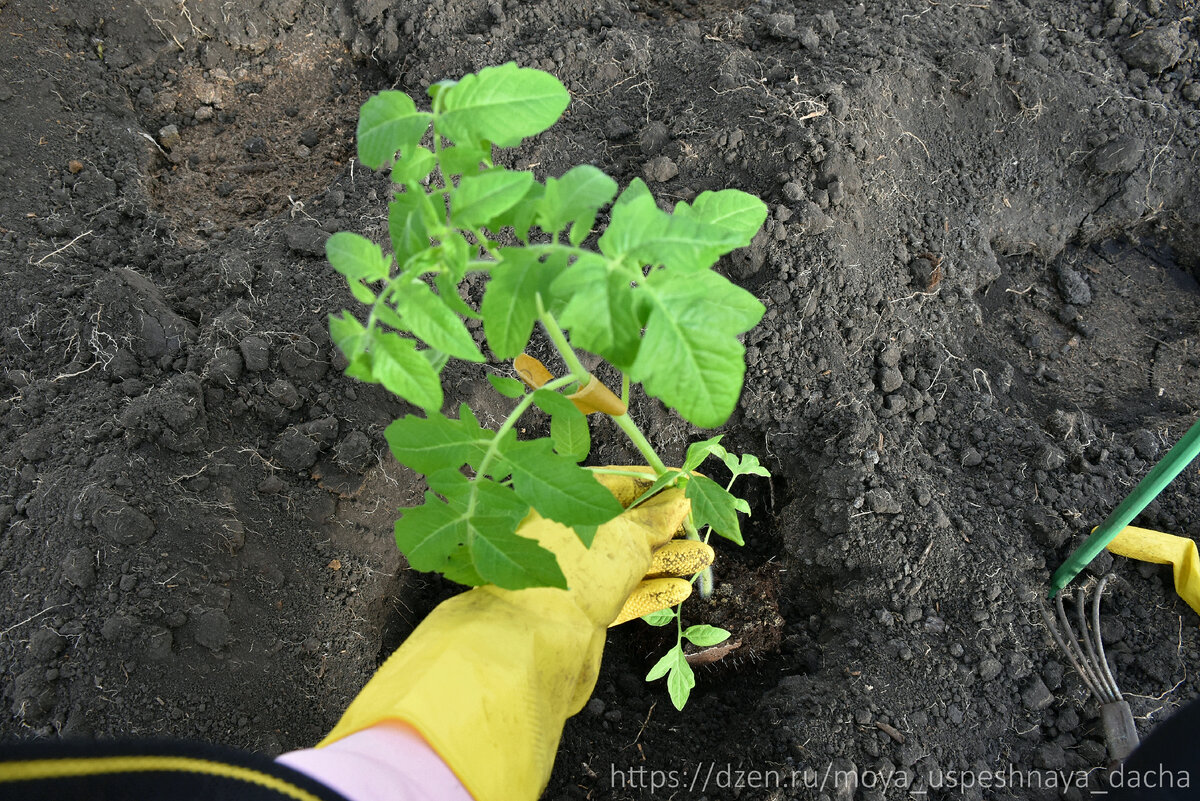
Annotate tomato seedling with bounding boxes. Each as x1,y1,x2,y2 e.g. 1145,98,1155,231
327,63,770,707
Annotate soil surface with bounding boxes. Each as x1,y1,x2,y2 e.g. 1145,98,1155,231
2,0,1199,798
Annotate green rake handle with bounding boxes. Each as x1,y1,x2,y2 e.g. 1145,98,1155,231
1049,416,1200,598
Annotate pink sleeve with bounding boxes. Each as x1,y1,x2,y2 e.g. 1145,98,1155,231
277,721,474,801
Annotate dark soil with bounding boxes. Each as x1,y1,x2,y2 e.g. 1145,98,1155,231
2,0,1199,798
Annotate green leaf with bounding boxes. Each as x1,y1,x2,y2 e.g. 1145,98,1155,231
457,480,563,590
685,474,743,545
598,184,743,273
683,435,724,474
388,193,433,267
732,497,751,515
384,407,491,475
451,169,535,229
395,492,476,577
667,655,696,710
646,648,677,681
392,146,436,183
538,165,618,243
480,247,563,359
735,453,771,478
487,374,526,398
370,332,444,413
329,311,367,360
632,270,764,427
628,469,683,509
357,91,433,169
642,609,676,626
327,231,391,283
440,142,493,176
504,438,622,527
436,63,569,149
551,253,644,371
489,182,543,243
682,624,730,647
392,279,484,362
533,389,590,462
674,189,768,246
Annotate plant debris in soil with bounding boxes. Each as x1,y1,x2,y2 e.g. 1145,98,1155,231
1,0,1199,798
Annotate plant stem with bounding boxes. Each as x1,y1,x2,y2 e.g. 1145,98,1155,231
536,298,670,477
467,374,577,520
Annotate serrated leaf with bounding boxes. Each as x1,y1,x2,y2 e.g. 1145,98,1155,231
538,165,618,241
685,474,743,545
436,63,569,149
357,91,433,169
384,407,491,475
504,438,622,527
451,169,535,229
683,435,724,474
388,193,433,267
736,453,771,478
440,142,492,176
674,189,768,246
457,480,562,590
394,493,471,575
472,523,566,589
487,374,526,398
646,649,676,681
392,145,436,183
667,656,696,710
682,624,730,647
642,609,676,626
327,231,391,283
598,187,743,272
550,253,644,371
480,247,563,359
632,270,764,427
533,389,590,462
392,279,484,362
371,331,444,413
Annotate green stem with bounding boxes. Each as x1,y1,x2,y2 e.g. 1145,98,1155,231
612,414,668,476
535,295,589,380
467,374,577,520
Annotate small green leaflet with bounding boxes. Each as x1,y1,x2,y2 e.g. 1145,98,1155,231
327,231,391,303
551,253,643,371
356,91,433,169
642,609,676,626
708,443,772,479
479,247,562,359
505,438,622,532
598,183,743,273
391,278,484,362
329,310,367,360
451,169,535,229
682,624,730,647
384,406,492,475
646,646,696,710
673,189,768,244
538,165,618,244
532,389,590,462
682,435,724,474
440,142,492,176
436,62,570,150
392,146,436,183
370,331,444,413
685,474,743,545
486,374,526,398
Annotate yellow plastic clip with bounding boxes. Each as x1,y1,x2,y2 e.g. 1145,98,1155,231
513,353,627,416
1106,525,1200,617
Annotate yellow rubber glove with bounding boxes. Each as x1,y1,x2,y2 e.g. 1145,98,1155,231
317,471,712,801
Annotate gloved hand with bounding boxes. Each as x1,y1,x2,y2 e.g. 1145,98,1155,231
317,470,713,801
